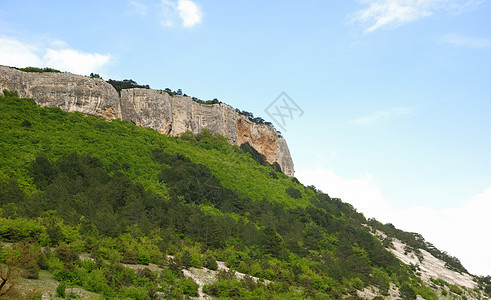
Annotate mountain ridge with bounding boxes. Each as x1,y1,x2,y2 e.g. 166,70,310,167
0,65,294,176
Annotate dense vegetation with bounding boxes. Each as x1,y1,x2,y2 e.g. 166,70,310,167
16,67,61,73
106,79,150,93
0,90,488,299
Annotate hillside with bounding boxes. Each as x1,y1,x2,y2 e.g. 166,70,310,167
0,66,294,177
1,90,491,299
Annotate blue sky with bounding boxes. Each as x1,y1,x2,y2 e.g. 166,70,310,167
1,0,491,275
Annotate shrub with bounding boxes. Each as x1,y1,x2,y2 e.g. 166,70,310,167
21,120,32,127
180,250,193,268
22,263,40,279
240,142,267,166
352,277,364,290
55,244,78,264
56,282,66,298
449,284,463,295
176,278,199,297
121,250,138,264
118,286,148,300
286,187,302,199
204,255,218,270
399,283,417,300
18,67,61,73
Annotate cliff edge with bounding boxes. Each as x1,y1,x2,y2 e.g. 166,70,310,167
0,66,294,176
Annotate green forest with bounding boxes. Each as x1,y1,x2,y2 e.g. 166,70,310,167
1,90,490,299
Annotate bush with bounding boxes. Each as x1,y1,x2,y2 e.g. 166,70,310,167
352,277,364,290
121,250,138,264
204,255,218,270
176,278,199,297
56,282,66,298
286,187,302,199
240,142,267,166
55,244,78,264
22,263,40,279
18,67,61,73
180,250,193,269
399,283,417,300
449,284,463,295
118,286,149,300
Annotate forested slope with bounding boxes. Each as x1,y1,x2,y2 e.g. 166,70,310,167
1,91,489,299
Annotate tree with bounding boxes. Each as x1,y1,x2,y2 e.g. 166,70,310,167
286,187,302,199
262,226,283,256
180,250,193,269
0,243,39,297
399,283,416,300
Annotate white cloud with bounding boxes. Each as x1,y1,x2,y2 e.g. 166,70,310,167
442,33,491,48
351,106,412,126
353,0,483,33
0,37,43,67
0,36,111,75
161,0,202,28
296,166,491,276
43,48,111,75
177,0,203,27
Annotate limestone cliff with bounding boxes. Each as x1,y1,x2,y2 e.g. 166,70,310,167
0,66,294,176
0,66,122,120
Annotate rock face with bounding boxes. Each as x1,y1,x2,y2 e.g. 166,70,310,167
0,66,122,119
0,66,294,176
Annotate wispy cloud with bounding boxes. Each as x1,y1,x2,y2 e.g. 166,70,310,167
352,0,483,33
351,106,412,126
128,0,148,16
0,36,112,75
442,33,491,48
160,0,203,28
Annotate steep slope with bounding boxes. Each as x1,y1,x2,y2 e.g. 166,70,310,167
1,89,490,299
0,65,294,176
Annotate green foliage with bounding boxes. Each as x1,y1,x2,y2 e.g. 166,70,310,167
180,250,194,269
175,278,199,297
0,91,464,299
204,255,218,270
399,283,417,299
240,142,267,166
55,244,79,264
286,187,302,199
56,282,66,298
106,79,150,93
449,284,463,295
0,217,43,241
235,108,276,130
240,142,285,175
17,66,61,73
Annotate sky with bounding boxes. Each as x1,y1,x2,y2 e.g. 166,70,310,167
1,0,490,276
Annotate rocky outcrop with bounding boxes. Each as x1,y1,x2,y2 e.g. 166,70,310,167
0,66,122,120
0,66,294,176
